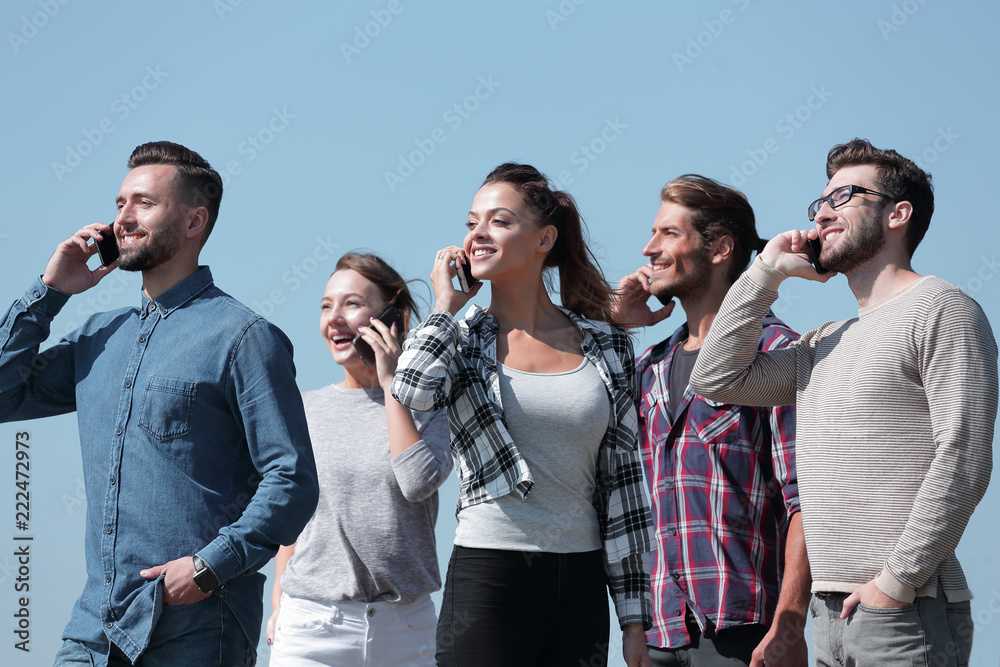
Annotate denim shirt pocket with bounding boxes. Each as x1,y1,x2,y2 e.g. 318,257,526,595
137,376,197,441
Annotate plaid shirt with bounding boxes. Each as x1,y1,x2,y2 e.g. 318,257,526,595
636,314,799,648
392,306,654,628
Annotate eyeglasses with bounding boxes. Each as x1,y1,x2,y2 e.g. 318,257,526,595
807,185,893,221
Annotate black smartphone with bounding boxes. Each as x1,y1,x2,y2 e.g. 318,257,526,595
457,259,479,294
352,306,404,367
96,223,119,266
805,238,830,275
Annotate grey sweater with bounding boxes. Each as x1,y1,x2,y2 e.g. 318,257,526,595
691,258,997,603
280,384,452,604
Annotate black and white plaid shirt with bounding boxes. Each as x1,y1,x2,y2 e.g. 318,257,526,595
392,305,654,628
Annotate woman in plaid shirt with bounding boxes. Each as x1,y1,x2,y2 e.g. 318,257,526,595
392,163,655,667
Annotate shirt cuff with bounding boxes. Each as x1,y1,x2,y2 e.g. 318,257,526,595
196,539,240,588
874,568,917,604
746,256,788,293
25,276,71,317
614,596,649,629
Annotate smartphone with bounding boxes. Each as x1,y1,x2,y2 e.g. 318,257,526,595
96,223,119,266
805,238,830,275
457,259,479,294
352,306,404,367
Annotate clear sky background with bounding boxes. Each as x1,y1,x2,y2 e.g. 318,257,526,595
1,1,998,665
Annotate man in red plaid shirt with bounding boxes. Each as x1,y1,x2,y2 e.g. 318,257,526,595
614,175,809,667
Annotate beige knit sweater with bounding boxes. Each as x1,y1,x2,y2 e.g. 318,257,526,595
691,258,997,603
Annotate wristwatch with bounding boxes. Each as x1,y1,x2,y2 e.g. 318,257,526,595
192,555,219,593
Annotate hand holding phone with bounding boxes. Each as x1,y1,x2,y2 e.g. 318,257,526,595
96,222,119,267
456,258,479,294
352,306,404,367
805,238,830,275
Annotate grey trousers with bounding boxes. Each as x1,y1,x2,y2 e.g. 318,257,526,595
810,591,973,667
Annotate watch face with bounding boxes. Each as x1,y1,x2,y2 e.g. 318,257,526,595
192,556,218,592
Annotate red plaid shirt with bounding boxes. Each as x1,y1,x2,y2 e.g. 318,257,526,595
636,314,799,648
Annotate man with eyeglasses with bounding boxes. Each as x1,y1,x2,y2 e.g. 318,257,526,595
690,138,996,666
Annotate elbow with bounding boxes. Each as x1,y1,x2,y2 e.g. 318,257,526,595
399,482,437,504
689,369,721,402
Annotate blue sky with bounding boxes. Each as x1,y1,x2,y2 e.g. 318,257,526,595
1,1,998,665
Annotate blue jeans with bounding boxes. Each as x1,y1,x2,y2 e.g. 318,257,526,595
54,596,256,667
810,591,974,667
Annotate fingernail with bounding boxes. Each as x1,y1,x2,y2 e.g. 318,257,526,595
267,638,272,646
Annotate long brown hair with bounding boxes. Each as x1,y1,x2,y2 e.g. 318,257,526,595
333,252,419,335
482,163,619,325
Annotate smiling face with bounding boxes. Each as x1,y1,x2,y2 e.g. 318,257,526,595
642,200,712,302
114,164,188,272
813,164,888,274
463,182,552,282
319,269,388,369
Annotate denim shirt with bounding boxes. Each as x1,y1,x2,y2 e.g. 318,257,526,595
0,268,319,664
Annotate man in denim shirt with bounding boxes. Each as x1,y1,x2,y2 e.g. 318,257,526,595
0,141,319,666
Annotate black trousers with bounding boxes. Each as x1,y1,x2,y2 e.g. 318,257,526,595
436,546,611,667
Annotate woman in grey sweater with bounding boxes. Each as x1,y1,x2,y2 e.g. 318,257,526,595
267,253,452,667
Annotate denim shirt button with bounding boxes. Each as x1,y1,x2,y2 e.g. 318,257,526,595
109,477,116,485
138,335,146,342
105,527,113,534
367,608,375,617
105,576,111,583
115,428,122,436
33,291,40,298
106,621,113,628
124,381,131,388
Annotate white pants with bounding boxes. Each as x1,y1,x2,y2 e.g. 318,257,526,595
269,593,437,667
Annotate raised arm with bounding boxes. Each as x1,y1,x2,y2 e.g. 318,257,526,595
0,223,120,421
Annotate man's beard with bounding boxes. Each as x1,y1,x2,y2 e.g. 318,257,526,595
821,204,886,274
117,226,181,272
649,246,712,304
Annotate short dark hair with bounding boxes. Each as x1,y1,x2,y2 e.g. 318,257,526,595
660,174,760,284
127,141,224,245
825,138,934,257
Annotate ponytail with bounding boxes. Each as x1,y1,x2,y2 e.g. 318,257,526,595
482,163,620,326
